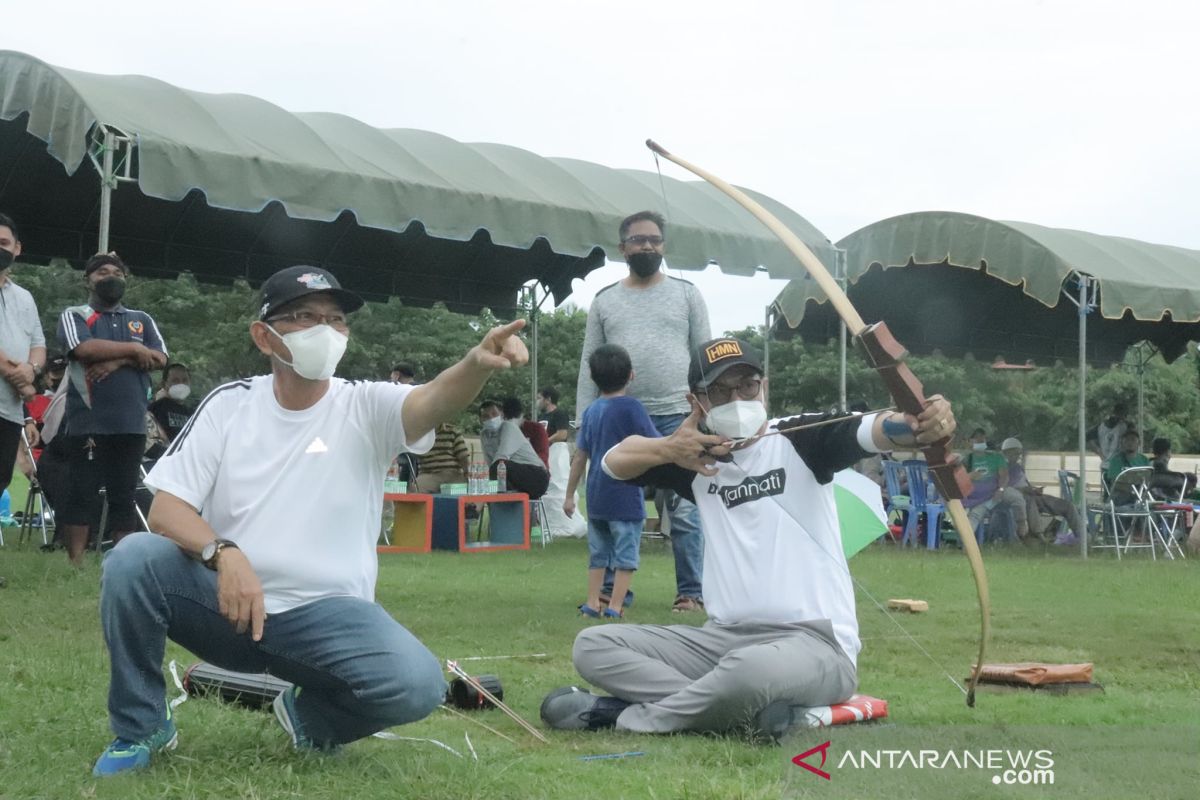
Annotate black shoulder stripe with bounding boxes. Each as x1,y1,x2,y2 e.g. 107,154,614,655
593,280,622,298
163,379,253,457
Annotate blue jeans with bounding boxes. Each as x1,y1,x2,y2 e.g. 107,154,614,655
603,413,704,601
100,532,446,746
588,518,643,570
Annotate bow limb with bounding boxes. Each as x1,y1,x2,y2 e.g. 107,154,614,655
647,138,989,706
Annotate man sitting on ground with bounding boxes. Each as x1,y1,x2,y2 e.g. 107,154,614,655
540,337,956,739
91,265,528,776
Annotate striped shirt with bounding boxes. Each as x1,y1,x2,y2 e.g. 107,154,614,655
419,424,468,472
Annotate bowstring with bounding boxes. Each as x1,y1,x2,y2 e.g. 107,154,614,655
721,431,969,698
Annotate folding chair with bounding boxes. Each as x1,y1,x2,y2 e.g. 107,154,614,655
16,429,52,547
1148,479,1189,560
1096,467,1158,560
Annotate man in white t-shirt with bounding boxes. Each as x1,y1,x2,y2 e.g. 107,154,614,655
540,337,957,739
92,265,529,777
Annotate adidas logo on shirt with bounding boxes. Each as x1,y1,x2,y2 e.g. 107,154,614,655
305,437,329,454
708,468,787,509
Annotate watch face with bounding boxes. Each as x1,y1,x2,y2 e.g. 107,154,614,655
201,541,218,562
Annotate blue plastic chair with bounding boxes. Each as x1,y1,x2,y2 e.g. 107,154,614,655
882,460,910,538
903,460,945,549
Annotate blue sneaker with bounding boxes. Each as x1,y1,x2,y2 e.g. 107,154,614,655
273,687,339,753
92,709,178,777
273,687,313,749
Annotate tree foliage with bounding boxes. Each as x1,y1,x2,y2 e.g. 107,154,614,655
15,261,1200,449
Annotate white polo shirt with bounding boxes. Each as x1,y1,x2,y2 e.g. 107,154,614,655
145,376,434,613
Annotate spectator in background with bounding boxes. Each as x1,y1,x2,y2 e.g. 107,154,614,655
962,427,1027,540
390,363,416,384
503,396,549,468
537,387,571,445
57,253,168,565
1088,402,1129,462
146,363,194,458
1148,437,1195,500
564,344,658,618
1104,430,1150,487
574,210,711,613
415,422,470,494
479,399,549,499
0,212,47,505
1001,437,1083,546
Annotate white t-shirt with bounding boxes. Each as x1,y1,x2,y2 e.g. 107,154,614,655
612,413,879,665
144,376,434,614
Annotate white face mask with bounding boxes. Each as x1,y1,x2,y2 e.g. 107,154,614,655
482,416,504,432
705,399,768,440
166,383,191,402
266,323,347,381
972,441,987,451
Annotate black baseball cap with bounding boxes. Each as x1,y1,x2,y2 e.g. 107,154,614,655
258,265,364,320
688,337,764,390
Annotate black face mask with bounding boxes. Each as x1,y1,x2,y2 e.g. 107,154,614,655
93,276,126,304
627,251,663,278
0,249,13,271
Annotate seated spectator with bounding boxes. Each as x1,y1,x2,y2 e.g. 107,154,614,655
962,427,1027,540
479,400,549,499
1104,430,1150,500
537,386,571,445
1001,437,1083,546
1148,437,1195,500
415,422,470,493
146,363,194,458
503,396,549,468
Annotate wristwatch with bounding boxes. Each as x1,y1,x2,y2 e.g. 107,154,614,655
200,539,239,570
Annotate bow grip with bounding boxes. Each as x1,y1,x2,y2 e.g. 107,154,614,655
856,322,972,501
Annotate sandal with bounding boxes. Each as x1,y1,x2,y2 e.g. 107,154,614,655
578,604,602,618
671,596,704,613
602,607,623,620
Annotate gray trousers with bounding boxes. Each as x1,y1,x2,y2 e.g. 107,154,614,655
572,619,856,734
1025,492,1084,537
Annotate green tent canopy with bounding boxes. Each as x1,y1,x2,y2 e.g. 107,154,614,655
772,211,1200,364
0,50,836,311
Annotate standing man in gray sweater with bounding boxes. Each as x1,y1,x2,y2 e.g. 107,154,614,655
575,211,711,612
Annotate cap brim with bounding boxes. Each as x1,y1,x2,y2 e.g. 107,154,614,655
262,287,364,319
693,359,764,390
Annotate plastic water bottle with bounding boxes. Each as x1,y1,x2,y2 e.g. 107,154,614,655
496,461,507,493
469,460,485,494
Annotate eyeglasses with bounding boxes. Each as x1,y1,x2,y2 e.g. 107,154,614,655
699,377,762,405
621,234,664,247
266,310,349,331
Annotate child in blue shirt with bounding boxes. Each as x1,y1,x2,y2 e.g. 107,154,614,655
564,344,658,618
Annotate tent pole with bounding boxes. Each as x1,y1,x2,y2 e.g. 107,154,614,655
530,283,539,418
1137,346,1146,450
837,249,848,412
97,127,115,253
763,305,772,415
1075,275,1094,560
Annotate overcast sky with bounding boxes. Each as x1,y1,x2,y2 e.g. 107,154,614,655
7,0,1197,334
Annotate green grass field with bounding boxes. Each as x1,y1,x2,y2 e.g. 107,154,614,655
1,537,1197,799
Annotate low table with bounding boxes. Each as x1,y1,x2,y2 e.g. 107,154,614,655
377,493,433,553
431,493,529,553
